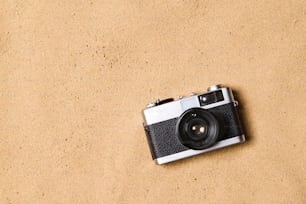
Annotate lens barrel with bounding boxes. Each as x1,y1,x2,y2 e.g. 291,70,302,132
176,108,221,150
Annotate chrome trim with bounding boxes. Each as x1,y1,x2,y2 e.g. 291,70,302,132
143,87,235,126
155,135,245,165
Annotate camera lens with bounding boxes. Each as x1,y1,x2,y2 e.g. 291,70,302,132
176,108,221,150
186,118,208,140
191,124,205,135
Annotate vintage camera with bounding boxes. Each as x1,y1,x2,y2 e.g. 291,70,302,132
142,85,245,164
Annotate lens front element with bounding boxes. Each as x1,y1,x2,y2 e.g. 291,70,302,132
176,108,221,150
191,124,205,135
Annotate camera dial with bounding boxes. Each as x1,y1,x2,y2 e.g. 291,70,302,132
146,98,174,108
155,98,174,105
207,84,222,92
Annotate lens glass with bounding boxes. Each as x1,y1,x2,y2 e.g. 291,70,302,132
176,108,220,150
186,117,208,140
191,124,205,135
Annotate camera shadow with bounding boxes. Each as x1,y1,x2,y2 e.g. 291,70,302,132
232,90,254,145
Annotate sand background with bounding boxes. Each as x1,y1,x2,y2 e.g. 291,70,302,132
0,0,305,203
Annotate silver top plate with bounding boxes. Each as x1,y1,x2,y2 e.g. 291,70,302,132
143,87,235,126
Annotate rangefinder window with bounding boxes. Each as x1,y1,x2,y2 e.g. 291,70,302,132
198,90,224,106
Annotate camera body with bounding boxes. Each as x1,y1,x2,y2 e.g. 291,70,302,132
142,85,245,164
